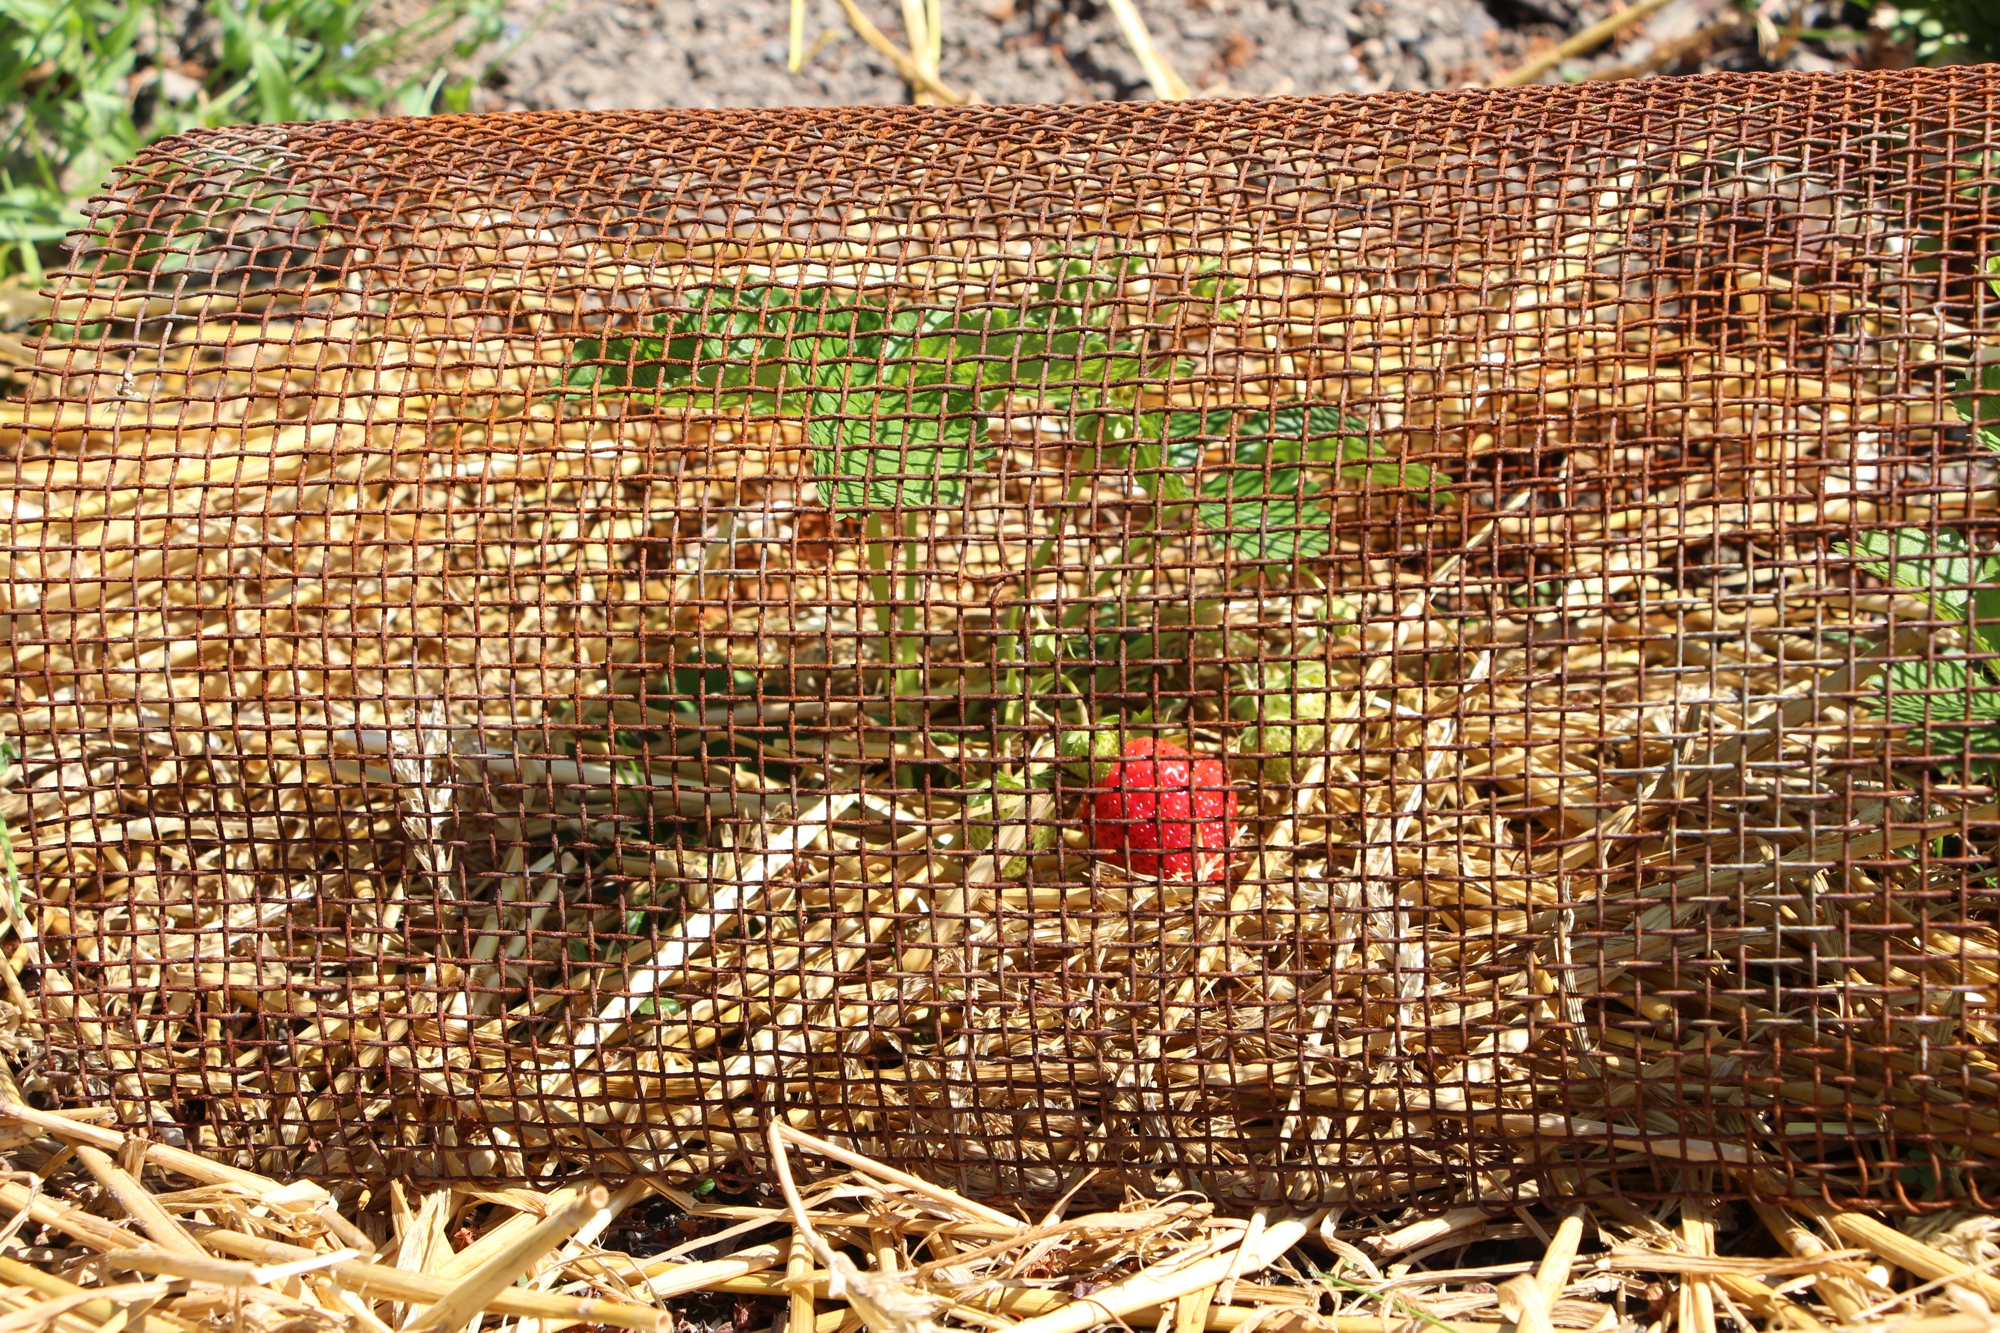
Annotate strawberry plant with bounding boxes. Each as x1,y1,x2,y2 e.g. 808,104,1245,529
1837,255,2000,775
560,262,1443,546
563,259,1444,713
562,259,1446,884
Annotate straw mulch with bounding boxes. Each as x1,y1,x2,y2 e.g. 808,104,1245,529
0,1099,1997,1333
0,137,1996,1207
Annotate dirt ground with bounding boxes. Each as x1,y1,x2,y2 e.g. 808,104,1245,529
477,0,1576,112
473,0,1882,117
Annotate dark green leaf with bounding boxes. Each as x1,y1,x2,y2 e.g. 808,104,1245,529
1883,655,2000,725
1838,528,1978,622
1975,582,2000,661
1881,655,2000,768
807,386,988,510
1952,356,2000,455
1144,404,1446,563
562,284,892,406
665,652,759,715
563,284,997,510
944,259,1161,416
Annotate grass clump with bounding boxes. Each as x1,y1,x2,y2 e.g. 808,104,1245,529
1890,0,2000,64
0,0,508,280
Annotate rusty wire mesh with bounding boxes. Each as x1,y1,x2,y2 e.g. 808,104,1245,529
6,67,2000,1213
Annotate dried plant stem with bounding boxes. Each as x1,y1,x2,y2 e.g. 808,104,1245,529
1489,0,1676,85
104,1244,359,1286
1103,0,1188,100
0,1175,146,1251
773,1124,1021,1230
561,784,862,1063
1678,1199,1719,1333
1586,10,1748,81
1496,1274,1555,1333
1535,1208,1587,1307
202,1231,671,1332
72,1147,205,1257
786,1229,816,1333
1752,1205,1871,1323
623,1246,787,1301
405,1187,609,1333
1817,1210,2000,1309
1002,1214,1319,1333
1212,1208,1265,1306
833,0,969,102
435,1184,595,1282
900,0,940,105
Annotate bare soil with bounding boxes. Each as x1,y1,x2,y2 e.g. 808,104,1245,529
472,0,1889,118
479,0,1525,112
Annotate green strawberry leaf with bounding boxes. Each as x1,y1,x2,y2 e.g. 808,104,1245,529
963,260,1146,408
1882,655,2000,770
560,262,1254,516
564,284,996,511
1841,526,2000,662
1884,655,2000,724
807,386,987,510
1145,404,1447,563
562,284,848,406
1848,523,2000,771
1838,528,1979,622
1951,356,2000,455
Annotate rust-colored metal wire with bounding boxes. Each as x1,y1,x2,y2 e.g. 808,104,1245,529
6,68,2000,1214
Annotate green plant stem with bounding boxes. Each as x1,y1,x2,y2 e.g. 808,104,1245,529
863,509,897,647
997,461,1100,733
1313,1273,1462,1333
0,743,18,918
895,511,924,736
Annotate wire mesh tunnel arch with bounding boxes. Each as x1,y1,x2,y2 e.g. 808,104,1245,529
7,68,2000,1212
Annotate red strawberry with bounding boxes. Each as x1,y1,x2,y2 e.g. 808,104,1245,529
1077,738,1237,881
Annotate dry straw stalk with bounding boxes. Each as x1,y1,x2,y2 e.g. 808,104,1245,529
0,1103,1990,1333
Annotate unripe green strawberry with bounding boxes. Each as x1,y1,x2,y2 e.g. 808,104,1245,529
1285,659,1332,720
1235,720,1326,784
1077,738,1237,881
1057,726,1127,783
1232,659,1333,781
963,772,1054,877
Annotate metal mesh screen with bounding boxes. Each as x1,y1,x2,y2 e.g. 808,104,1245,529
8,68,2000,1212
